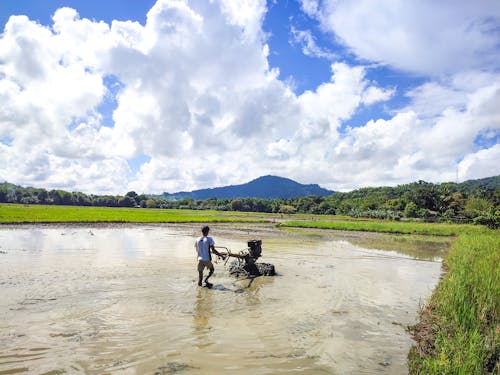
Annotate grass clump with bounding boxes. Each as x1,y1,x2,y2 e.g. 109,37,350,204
409,231,500,374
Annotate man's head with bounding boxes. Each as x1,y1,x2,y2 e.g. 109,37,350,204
201,225,210,235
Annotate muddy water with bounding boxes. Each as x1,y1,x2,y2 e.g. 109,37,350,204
0,224,448,375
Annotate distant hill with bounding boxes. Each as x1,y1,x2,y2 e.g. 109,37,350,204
162,175,334,200
456,175,500,193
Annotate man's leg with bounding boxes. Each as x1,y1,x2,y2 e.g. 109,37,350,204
204,262,214,287
197,262,204,286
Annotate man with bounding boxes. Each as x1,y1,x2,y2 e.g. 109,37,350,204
195,225,225,288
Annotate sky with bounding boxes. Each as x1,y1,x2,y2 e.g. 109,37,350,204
0,0,499,194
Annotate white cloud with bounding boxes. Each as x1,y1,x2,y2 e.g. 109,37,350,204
305,0,500,76
362,86,395,106
0,0,284,193
403,82,469,119
291,0,500,189
324,76,500,190
0,0,498,195
299,63,376,126
299,0,320,18
218,0,267,42
290,26,336,60
459,144,500,181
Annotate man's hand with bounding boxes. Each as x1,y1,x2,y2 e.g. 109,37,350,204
216,253,226,261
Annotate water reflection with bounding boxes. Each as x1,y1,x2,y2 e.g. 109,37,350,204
193,288,214,341
0,224,447,374
278,227,451,261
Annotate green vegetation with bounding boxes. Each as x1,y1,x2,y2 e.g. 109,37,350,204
0,204,469,236
279,219,470,236
409,231,500,374
1,176,499,227
0,204,266,224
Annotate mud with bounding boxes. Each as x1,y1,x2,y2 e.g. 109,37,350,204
0,223,447,374
227,260,276,277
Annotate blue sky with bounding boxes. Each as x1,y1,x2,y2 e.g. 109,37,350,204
0,0,499,193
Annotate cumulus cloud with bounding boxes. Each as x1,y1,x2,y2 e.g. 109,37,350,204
327,76,500,190
362,86,395,106
302,0,500,76
459,144,500,181
291,0,500,189
0,0,498,194
0,11,118,190
1,0,395,193
0,0,279,193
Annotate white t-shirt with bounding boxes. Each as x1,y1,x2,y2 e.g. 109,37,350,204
195,235,215,261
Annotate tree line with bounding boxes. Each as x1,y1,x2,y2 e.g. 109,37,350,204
1,177,499,228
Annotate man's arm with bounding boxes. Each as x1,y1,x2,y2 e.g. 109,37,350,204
210,244,225,259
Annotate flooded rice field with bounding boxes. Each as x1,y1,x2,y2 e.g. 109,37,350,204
0,224,449,375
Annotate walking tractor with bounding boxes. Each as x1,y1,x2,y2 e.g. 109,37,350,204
215,239,275,277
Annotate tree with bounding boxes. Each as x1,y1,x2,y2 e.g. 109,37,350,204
473,208,500,229
93,195,118,207
49,190,73,205
125,191,138,206
464,197,491,218
279,204,297,214
0,185,9,202
126,191,138,198
445,192,465,214
35,189,48,204
318,200,335,214
72,192,92,206
405,183,442,212
145,198,158,208
404,202,419,218
178,197,195,209
117,196,135,207
231,199,243,211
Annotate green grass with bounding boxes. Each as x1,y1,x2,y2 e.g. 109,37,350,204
279,219,473,236
409,230,500,374
0,203,267,224
1,204,474,237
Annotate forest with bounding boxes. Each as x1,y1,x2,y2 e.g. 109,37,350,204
1,176,499,228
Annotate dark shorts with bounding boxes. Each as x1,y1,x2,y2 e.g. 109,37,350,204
197,260,214,272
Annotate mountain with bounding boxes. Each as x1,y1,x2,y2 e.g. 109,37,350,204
162,175,334,200
455,175,500,193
